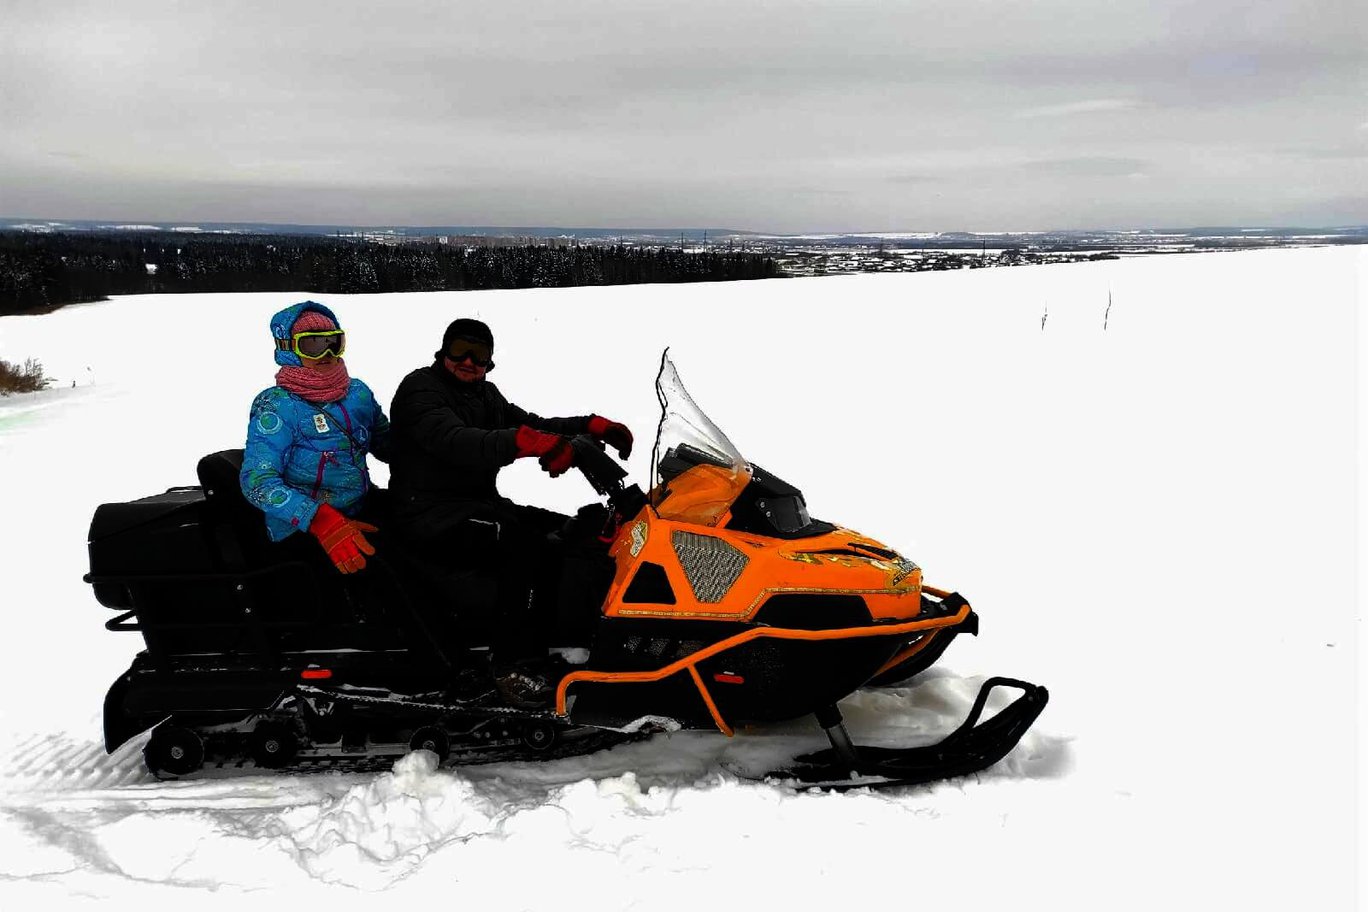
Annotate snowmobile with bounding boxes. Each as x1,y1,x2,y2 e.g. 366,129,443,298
87,354,1047,789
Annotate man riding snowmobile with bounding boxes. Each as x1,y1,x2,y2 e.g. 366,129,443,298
387,318,633,708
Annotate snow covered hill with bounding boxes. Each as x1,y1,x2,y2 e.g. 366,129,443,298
0,247,1359,910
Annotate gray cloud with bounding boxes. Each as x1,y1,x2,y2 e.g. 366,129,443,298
1285,146,1368,160
1014,99,1144,119
1,0,1364,231
1020,157,1149,177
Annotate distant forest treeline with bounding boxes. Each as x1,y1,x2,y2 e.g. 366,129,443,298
0,232,782,315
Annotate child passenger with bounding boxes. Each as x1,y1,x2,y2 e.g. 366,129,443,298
240,301,391,573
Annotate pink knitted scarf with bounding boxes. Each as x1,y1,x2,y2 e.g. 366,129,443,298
275,310,351,403
276,361,351,403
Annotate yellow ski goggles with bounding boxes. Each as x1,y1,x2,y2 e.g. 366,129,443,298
287,330,346,360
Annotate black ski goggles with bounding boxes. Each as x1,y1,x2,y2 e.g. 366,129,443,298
291,330,346,360
445,338,492,367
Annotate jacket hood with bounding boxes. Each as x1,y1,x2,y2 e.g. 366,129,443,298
270,301,342,367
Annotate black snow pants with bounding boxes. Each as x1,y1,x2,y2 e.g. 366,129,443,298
405,500,570,666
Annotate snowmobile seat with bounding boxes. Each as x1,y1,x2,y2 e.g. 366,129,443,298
196,449,273,566
196,450,516,665
195,448,252,515
197,447,394,524
182,449,411,652
195,448,395,560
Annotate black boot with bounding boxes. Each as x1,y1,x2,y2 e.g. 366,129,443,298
493,661,555,710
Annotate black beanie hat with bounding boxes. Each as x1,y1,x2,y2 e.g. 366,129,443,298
438,318,494,358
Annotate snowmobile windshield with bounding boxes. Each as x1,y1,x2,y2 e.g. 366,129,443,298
650,353,752,525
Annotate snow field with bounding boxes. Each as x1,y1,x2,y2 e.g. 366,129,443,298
0,246,1359,909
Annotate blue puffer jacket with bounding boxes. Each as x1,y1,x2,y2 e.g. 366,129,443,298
240,302,392,542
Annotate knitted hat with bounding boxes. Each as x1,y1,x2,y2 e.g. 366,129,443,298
292,310,340,334
441,318,493,353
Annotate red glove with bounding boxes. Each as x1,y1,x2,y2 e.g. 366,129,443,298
515,425,575,477
587,415,633,460
308,503,378,574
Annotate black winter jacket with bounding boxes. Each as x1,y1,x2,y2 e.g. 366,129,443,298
388,360,591,539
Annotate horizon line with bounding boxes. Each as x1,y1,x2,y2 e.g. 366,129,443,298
3,215,1366,237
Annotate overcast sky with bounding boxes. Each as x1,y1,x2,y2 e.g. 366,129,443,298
1,0,1364,232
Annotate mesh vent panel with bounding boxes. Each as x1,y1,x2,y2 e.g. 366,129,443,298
671,531,749,603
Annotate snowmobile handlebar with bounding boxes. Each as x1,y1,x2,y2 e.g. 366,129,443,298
569,434,628,495
568,435,648,521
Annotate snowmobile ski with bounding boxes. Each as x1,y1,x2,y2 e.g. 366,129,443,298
738,677,1049,792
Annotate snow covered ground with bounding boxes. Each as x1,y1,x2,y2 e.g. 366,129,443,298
0,247,1359,909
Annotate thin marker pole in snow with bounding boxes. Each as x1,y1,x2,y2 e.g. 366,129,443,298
1104,289,1113,330
1041,302,1048,331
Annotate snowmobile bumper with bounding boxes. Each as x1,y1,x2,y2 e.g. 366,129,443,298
761,676,1049,791
557,596,979,733
866,593,979,686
